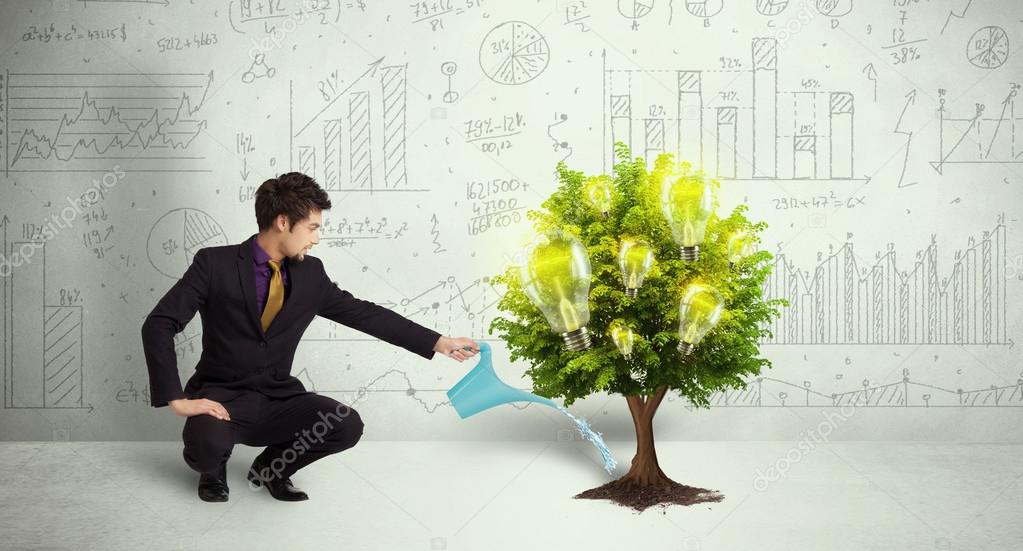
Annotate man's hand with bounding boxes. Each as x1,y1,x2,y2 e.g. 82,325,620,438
433,336,480,362
168,398,231,421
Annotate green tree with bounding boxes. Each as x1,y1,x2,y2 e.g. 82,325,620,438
488,146,787,510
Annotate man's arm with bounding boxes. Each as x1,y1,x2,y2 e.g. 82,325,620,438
317,266,442,360
140,248,211,407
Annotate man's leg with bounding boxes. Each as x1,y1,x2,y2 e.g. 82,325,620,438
181,414,236,475
181,391,263,501
242,393,364,482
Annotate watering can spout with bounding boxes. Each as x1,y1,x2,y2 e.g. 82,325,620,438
446,342,557,419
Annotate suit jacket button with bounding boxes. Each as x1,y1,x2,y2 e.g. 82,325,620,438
259,341,267,348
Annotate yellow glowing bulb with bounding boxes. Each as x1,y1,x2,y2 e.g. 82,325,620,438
660,166,715,261
582,175,614,217
677,283,725,355
618,238,655,298
726,230,755,268
518,232,593,351
609,320,636,360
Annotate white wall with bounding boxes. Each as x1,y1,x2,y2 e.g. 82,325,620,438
1,0,1021,441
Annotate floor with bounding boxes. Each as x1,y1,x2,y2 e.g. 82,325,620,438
0,441,1019,550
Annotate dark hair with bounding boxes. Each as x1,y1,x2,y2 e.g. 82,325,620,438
254,172,332,232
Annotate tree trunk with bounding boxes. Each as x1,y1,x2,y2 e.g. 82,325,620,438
620,385,674,487
574,385,725,510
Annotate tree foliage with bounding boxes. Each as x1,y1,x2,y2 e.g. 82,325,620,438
488,145,788,407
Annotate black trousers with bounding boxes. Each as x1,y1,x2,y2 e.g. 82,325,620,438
181,390,364,481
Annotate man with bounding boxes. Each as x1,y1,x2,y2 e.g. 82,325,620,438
141,172,479,502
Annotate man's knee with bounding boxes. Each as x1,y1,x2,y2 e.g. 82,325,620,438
181,416,233,473
321,405,363,449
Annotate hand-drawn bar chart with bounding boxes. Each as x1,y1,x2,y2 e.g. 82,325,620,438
290,59,420,193
2,70,213,174
602,38,861,182
2,229,85,409
761,217,1009,345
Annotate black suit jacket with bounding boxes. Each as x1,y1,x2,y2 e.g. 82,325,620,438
141,234,442,408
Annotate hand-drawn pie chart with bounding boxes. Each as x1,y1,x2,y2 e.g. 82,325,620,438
147,208,229,278
479,21,550,85
967,26,1009,69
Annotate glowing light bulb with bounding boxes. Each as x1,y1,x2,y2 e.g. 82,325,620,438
726,230,755,269
677,283,725,355
660,165,715,261
618,237,655,298
582,175,614,218
609,320,636,360
518,232,594,351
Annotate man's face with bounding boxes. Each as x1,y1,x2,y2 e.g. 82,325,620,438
283,209,322,262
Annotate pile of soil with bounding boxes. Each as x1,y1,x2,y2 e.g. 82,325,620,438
574,477,724,512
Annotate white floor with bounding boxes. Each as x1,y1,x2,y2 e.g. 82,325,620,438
0,441,1020,550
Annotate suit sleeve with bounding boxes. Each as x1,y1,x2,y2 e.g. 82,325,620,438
316,261,441,360
140,248,211,407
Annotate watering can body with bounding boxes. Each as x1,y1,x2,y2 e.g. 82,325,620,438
446,342,557,419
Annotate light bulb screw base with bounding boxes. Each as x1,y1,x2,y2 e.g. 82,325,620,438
561,327,592,351
624,287,638,299
680,246,700,262
677,341,695,355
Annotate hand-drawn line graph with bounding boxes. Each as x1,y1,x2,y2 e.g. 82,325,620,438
291,275,509,412
478,21,551,85
602,38,863,182
966,26,1009,69
146,208,229,279
2,71,213,174
294,361,535,414
931,83,1022,174
290,59,416,193
299,274,502,345
309,360,1023,410
671,368,1023,407
762,217,1010,345
2,220,88,410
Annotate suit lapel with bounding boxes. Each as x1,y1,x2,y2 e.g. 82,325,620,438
237,235,263,336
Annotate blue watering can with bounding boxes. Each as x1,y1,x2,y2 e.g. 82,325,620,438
446,341,557,419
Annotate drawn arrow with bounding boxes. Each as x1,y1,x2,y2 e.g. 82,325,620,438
894,89,918,188
862,63,877,102
983,85,1018,159
941,0,973,35
294,57,386,138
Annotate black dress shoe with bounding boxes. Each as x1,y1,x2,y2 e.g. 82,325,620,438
246,454,309,501
197,463,229,502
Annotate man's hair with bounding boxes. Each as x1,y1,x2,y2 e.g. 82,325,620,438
254,172,332,232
